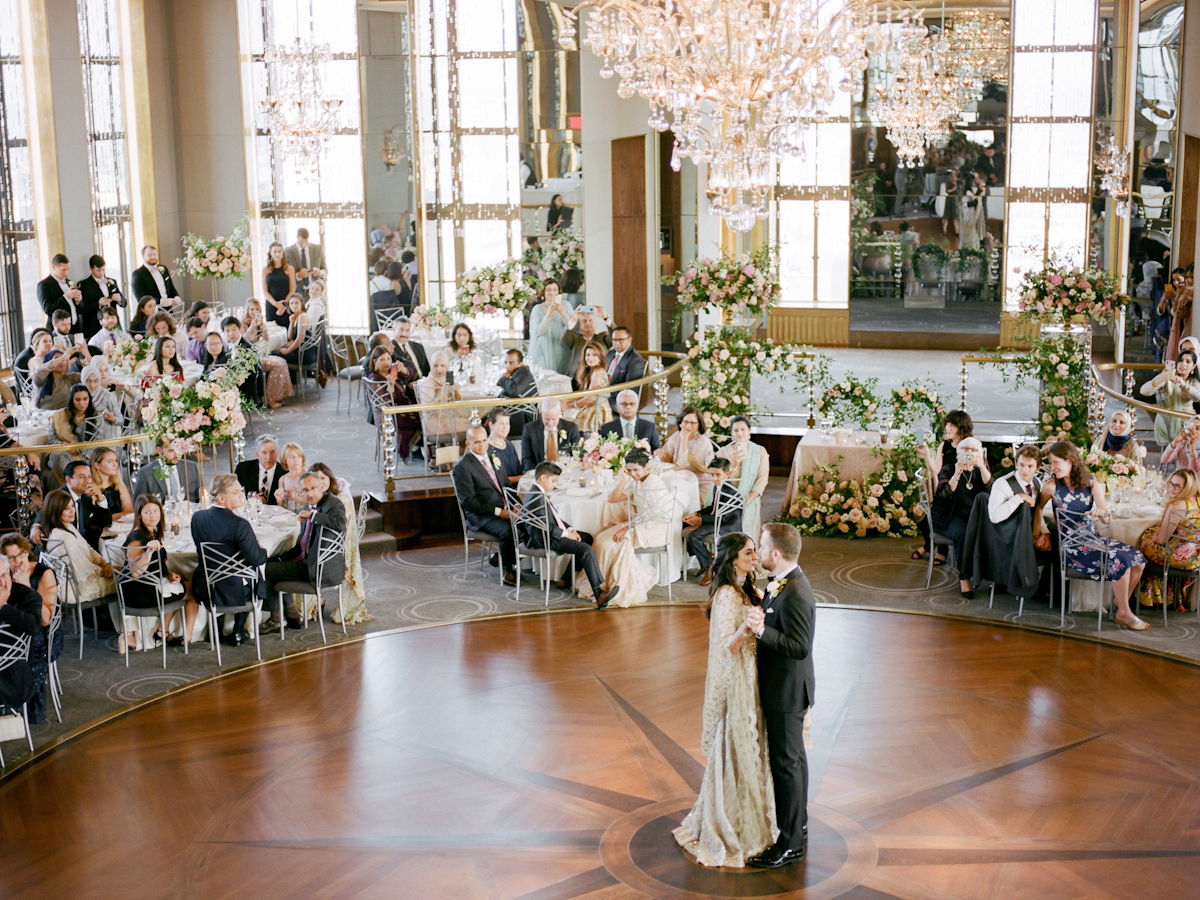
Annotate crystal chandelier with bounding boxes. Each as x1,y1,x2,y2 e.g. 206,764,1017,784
260,38,344,181
869,33,961,167
1095,126,1131,218
944,11,1010,105
561,0,926,231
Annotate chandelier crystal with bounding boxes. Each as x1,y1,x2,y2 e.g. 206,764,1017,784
260,38,344,181
869,33,961,167
562,0,925,231
1095,126,1131,218
944,11,1010,105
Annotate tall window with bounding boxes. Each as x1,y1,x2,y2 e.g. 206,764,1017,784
77,0,135,297
238,0,365,330
0,0,34,359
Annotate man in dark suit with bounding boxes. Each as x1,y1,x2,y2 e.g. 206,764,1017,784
747,522,816,869
684,459,743,586
218,316,264,405
77,254,125,338
131,245,181,313
605,326,645,412
285,228,327,298
264,471,347,631
132,438,202,504
0,556,41,712
37,253,83,332
453,426,518,586
191,474,267,646
561,308,612,380
30,462,113,550
522,462,619,606
391,316,429,378
235,434,285,504
520,399,581,471
598,389,661,452
497,348,538,436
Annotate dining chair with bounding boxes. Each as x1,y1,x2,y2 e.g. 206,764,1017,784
916,469,957,587
105,544,191,669
0,626,34,766
40,544,113,660
629,485,678,601
198,542,265,664
272,530,347,644
685,484,744,582
504,486,576,607
450,475,496,576
1052,502,1113,631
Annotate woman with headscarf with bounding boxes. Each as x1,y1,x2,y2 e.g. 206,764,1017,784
1090,410,1143,462
79,364,124,440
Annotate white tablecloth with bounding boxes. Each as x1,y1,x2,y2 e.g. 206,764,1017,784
109,360,205,393
265,324,287,353
9,410,52,448
782,429,896,514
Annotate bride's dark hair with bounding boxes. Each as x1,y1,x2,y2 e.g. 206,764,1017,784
704,532,762,618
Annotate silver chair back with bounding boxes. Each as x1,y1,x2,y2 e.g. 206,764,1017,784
0,625,34,764
198,541,265,663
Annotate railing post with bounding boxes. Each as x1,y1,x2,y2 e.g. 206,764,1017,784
381,412,396,498
1123,367,1137,428
14,454,31,535
806,358,816,428
960,357,968,410
652,356,668,434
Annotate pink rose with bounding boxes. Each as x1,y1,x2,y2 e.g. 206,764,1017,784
1049,274,1063,286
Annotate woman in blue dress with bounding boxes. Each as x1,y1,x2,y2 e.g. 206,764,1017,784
1034,441,1150,631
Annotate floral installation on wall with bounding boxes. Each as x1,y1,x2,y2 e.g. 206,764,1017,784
890,379,947,434
990,332,1092,448
668,244,780,322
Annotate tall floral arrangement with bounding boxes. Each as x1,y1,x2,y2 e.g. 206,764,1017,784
142,348,257,454
535,234,585,285
815,374,880,430
683,326,830,435
107,334,155,373
454,258,536,317
410,302,454,331
669,245,781,321
1014,256,1128,324
991,333,1091,447
177,219,252,280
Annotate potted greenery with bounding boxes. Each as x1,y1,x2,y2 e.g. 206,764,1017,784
913,244,949,282
952,247,988,282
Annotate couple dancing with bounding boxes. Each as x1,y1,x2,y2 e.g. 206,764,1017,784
674,522,816,869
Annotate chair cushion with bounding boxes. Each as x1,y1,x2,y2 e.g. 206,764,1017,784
466,532,495,543
338,366,362,380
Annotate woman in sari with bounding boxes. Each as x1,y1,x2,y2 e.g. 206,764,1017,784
589,449,670,609
716,416,770,540
310,462,371,626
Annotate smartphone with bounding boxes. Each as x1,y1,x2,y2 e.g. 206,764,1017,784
446,370,455,385
74,334,85,346
1167,360,1176,373
915,426,927,446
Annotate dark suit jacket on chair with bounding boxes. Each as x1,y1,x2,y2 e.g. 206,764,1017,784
132,457,202,503
520,420,581,470
757,566,816,712
235,459,284,503
962,492,1041,598
698,480,744,536
191,505,268,606
131,264,180,304
77,275,124,338
598,416,661,453
452,452,508,533
606,348,646,410
37,276,78,332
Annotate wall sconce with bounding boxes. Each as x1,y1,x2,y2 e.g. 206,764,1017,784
383,125,403,175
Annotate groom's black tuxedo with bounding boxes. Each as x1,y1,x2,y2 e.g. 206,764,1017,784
757,565,816,850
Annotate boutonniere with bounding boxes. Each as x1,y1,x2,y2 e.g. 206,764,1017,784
491,454,502,471
159,266,169,275
559,429,567,441
154,459,176,482
766,577,784,598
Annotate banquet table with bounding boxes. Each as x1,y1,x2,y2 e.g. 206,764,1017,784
781,428,896,514
108,360,205,394
264,324,287,353
524,464,702,584
9,410,52,448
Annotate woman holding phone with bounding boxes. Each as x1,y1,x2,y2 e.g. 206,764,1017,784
934,436,992,598
1140,349,1200,446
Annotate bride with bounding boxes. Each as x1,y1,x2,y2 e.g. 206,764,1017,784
674,532,778,867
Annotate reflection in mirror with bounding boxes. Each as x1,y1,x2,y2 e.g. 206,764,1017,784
848,6,1010,340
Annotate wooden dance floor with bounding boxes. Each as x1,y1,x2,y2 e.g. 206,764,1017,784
5,606,1200,899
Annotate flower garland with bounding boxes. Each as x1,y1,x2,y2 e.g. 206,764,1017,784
142,348,257,454
177,219,252,280
107,334,155,373
815,374,880,430
410,302,454,331
890,379,946,433
669,245,781,321
575,432,651,473
1014,256,1128,325
454,258,536,317
990,333,1091,448
683,326,829,435
781,433,925,538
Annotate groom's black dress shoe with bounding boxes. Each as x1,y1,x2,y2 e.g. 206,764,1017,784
747,843,806,868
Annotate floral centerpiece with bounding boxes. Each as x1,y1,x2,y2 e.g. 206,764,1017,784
815,374,880,430
782,433,925,538
1014,257,1128,325
890,379,946,433
107,334,155,373
990,333,1091,448
668,244,780,323
142,348,257,454
1085,450,1144,491
454,258,536,318
411,302,454,331
535,234,585,285
177,219,252,280
575,432,651,473
683,326,830,435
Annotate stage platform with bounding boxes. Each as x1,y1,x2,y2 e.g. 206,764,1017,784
4,606,1200,899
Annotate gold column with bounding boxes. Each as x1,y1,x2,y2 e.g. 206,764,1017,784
407,3,429,310
117,0,158,252
18,0,62,272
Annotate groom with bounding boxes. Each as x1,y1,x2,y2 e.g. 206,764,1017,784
747,522,816,868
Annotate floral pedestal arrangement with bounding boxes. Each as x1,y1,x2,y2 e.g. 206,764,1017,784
177,219,253,304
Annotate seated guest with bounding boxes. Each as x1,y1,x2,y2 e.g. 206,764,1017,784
1162,416,1200,473
716,416,770,539
599,389,661,451
273,442,309,512
184,317,209,363
486,408,522,484
1034,441,1148,630
561,307,612,377
523,461,619,604
564,340,613,432
34,350,81,411
1,534,57,723
1140,350,1200,447
236,434,285,503
80,364,125,440
360,331,394,373
116,495,197,648
187,300,215,331
47,384,98,475
1137,468,1200,610
590,448,669,609
415,351,465,461
308,462,366,625
206,326,262,405
1091,411,1142,461
366,346,420,459
657,405,716,502
989,444,1044,524
191,474,267,647
914,409,974,564
41,489,117,648
146,311,179,342
521,398,581,470
200,331,230,372
227,314,290,409
447,322,485,385
984,443,1050,600
31,461,113,550
684,458,743,586
370,261,406,331
14,328,51,384
88,304,123,351
272,294,315,381
391,316,428,377
452,426,518,586
935,436,992,599
263,471,347,632
306,279,327,323
0,555,41,714
129,296,157,335
90,447,133,520
605,326,645,412
132,436,201,504
144,335,185,381
496,348,538,436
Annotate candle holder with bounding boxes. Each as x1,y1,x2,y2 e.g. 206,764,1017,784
233,431,246,463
